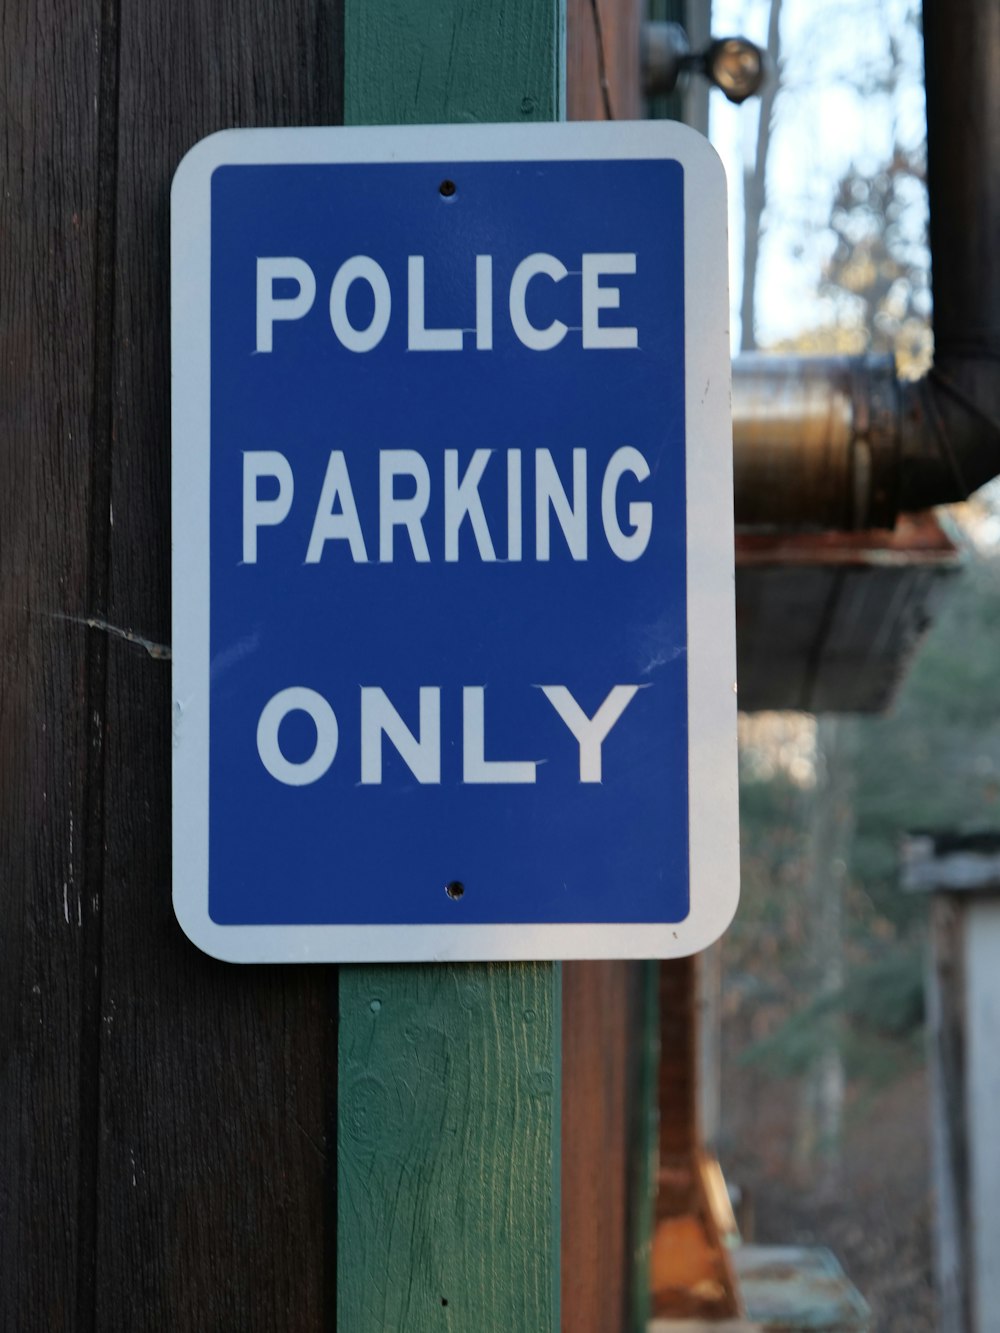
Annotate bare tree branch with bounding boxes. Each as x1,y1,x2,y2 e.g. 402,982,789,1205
740,0,783,351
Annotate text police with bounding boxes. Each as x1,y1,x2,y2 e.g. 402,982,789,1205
245,250,653,788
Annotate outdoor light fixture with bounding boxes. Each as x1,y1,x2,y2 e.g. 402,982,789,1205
642,22,766,105
701,37,766,104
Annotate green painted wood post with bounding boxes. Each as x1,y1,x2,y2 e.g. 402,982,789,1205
338,5,565,1330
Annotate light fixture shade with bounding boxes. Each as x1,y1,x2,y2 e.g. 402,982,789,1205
705,37,766,104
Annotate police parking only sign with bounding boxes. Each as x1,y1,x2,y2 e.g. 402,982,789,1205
171,122,738,962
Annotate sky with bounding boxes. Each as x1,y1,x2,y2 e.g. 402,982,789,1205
706,4,1000,538
708,0,927,349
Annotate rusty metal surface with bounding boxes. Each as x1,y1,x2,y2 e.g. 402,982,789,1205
649,1323,765,1332
731,1,1000,525
733,355,900,530
649,1245,871,1331
732,352,1000,532
733,1246,872,1331
737,511,961,566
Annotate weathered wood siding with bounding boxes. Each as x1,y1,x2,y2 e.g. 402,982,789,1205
2,1,342,1325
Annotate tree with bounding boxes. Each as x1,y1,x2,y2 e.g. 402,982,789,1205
852,551,1000,918
820,146,931,372
740,0,784,352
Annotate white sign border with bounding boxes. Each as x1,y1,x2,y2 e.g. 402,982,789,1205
171,121,738,962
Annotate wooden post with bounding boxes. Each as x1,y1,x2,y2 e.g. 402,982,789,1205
3,0,343,1325
925,888,1000,1333
338,5,565,1330
964,896,1000,1333
560,7,659,1330
927,895,973,1333
560,958,655,1332
903,832,1000,1333
565,0,641,121
652,956,742,1321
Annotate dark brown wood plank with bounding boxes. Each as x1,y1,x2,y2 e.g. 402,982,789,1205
561,15,651,1328
566,0,642,121
90,3,343,1326
0,0,106,1324
562,961,646,1333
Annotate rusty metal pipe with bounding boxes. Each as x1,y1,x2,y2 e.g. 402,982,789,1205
900,0,1000,512
733,0,1000,532
732,354,900,530
898,363,1000,512
732,356,1000,534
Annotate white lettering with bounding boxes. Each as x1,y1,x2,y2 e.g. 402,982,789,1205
540,685,641,782
444,450,495,561
306,451,368,563
507,449,522,561
360,687,441,784
253,684,644,785
463,686,536,783
257,687,338,786
601,447,652,560
329,256,391,352
536,448,587,560
257,252,644,354
256,258,316,353
241,448,655,565
581,253,638,350
408,256,463,351
509,253,568,350
379,450,431,561
475,255,493,350
243,451,294,563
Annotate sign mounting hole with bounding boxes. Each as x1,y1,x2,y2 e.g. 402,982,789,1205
445,880,465,900
438,179,457,198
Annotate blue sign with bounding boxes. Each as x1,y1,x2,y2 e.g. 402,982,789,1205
172,124,738,962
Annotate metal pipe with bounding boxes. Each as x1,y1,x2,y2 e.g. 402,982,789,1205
733,355,899,529
732,1,1000,531
641,22,690,99
899,0,1000,512
923,2,1000,367
898,367,1000,512
732,354,1000,531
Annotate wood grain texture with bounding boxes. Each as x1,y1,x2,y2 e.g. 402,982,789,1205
0,0,104,1324
90,1,343,1326
965,899,1000,1333
658,957,697,1163
346,0,563,125
561,961,649,1333
339,4,564,1330
566,0,642,121
928,897,972,1333
560,24,656,1332
340,965,561,1331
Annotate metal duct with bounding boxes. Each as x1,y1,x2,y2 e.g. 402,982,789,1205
901,0,1000,514
732,353,1000,532
733,355,899,529
733,1,1000,532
